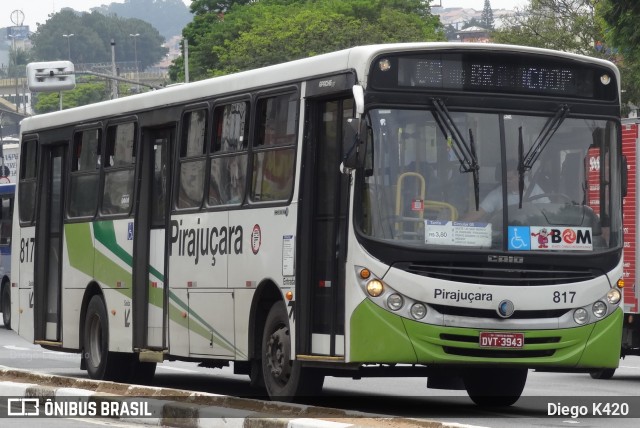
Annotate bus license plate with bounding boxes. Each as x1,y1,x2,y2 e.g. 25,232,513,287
479,332,524,348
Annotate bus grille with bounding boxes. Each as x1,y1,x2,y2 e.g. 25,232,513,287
431,305,570,320
396,262,600,286
442,347,556,358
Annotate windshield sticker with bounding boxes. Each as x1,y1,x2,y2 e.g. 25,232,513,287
425,220,491,247
508,226,593,251
411,199,424,211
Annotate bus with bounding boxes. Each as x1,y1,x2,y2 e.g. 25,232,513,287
11,43,624,406
600,117,640,380
1,139,18,329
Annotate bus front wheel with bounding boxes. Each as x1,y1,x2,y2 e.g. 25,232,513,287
83,295,122,381
1,282,10,329
590,368,615,379
261,302,324,401
463,367,527,407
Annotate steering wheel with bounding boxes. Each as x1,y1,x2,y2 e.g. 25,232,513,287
524,192,573,203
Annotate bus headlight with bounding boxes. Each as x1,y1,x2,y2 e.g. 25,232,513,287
607,288,621,305
387,294,404,311
592,301,607,318
574,308,589,325
410,303,427,320
366,279,384,297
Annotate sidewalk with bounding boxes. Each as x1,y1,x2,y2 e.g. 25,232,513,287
0,366,475,428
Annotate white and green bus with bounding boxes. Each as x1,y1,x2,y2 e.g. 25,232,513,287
12,43,625,406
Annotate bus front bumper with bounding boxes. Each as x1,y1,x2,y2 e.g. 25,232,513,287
350,299,622,369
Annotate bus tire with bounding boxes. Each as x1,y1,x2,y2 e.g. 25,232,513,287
83,295,122,381
590,368,615,379
261,302,324,401
2,282,10,330
463,367,527,407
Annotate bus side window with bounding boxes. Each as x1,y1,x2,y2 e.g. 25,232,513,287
250,93,297,202
69,129,101,218
177,109,207,209
209,101,249,206
0,196,12,245
102,123,136,215
18,139,38,224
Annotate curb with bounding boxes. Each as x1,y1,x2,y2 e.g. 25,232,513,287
0,367,472,428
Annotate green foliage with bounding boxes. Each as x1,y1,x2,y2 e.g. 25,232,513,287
33,79,110,114
30,9,168,70
599,0,640,109
171,0,444,81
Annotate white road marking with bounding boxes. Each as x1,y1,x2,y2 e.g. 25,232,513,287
155,365,198,373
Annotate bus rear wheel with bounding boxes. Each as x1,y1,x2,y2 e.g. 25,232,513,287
83,295,123,381
261,302,324,401
2,282,10,329
463,367,527,407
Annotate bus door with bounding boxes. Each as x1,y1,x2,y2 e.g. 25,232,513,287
133,126,174,351
299,90,354,357
34,144,66,343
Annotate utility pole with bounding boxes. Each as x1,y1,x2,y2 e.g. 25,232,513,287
129,33,140,92
111,39,118,99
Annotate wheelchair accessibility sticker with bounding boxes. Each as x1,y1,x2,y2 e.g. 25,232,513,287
508,226,531,251
508,226,593,251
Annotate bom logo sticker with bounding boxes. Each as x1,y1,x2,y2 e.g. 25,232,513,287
251,224,262,254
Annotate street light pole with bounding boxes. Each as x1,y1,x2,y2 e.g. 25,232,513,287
62,33,74,60
129,33,140,92
111,39,118,99
8,34,18,112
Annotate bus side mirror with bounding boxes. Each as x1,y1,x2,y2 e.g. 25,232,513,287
341,117,362,171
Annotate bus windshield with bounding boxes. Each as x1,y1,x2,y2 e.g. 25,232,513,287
359,108,621,253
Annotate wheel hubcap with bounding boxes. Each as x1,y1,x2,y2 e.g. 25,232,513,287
265,325,291,386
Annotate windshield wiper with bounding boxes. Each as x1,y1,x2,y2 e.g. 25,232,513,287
518,104,569,207
431,98,480,210
522,104,569,170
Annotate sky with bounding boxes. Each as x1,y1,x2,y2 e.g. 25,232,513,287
1,0,528,30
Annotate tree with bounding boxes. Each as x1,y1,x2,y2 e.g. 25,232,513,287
171,0,444,81
481,0,495,29
33,78,111,114
599,1,640,107
30,9,168,71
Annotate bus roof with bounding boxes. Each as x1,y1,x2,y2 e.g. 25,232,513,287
19,42,620,135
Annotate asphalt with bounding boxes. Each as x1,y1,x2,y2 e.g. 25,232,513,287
0,366,475,428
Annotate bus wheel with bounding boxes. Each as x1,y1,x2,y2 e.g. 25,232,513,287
590,368,615,379
2,282,10,329
83,295,121,381
463,367,527,407
261,302,324,401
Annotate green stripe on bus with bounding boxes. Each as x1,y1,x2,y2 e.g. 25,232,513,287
67,220,242,357
93,221,133,266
